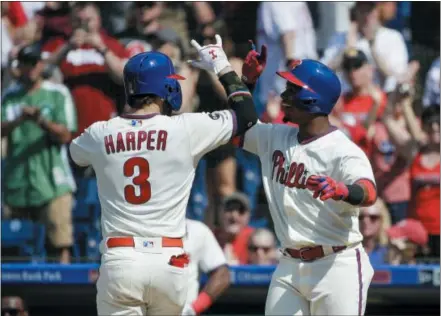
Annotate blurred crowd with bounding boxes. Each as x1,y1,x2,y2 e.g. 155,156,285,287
1,1,440,267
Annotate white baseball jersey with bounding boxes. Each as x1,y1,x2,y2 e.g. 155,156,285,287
184,219,227,303
69,111,236,244
241,121,375,248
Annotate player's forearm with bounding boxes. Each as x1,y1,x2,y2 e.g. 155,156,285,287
218,69,258,135
38,118,72,144
193,265,230,314
344,180,377,207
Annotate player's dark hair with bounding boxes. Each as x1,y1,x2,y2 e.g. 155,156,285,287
131,94,157,109
421,104,440,125
131,94,173,116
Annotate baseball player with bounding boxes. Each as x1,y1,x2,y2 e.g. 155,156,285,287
181,219,230,316
239,44,378,315
69,35,258,316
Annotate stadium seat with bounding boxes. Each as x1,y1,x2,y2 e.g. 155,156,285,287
72,195,101,262
1,219,46,262
84,177,99,206
187,158,208,221
235,149,262,214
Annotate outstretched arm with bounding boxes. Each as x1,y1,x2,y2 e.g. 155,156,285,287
188,35,258,136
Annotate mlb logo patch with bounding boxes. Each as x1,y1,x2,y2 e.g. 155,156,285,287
131,120,143,126
143,241,154,248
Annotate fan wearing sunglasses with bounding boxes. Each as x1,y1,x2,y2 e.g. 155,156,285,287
359,198,391,266
238,43,378,315
248,228,278,266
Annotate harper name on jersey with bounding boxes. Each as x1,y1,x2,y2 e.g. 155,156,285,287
104,130,168,154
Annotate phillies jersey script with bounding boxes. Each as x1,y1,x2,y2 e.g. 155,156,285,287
70,111,236,243
241,122,375,248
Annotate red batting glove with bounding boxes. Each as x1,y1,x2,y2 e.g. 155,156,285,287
306,175,349,201
241,40,267,84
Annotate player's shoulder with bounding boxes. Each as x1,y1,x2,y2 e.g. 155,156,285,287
173,110,232,124
332,129,369,158
265,121,299,137
85,120,112,137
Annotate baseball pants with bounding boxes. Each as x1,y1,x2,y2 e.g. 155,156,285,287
96,241,188,316
265,244,374,316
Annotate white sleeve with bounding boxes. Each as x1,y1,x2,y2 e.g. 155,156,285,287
241,120,272,156
182,110,237,160
339,144,376,186
382,32,408,78
319,32,346,66
69,126,97,167
199,224,227,273
270,2,299,34
422,60,440,107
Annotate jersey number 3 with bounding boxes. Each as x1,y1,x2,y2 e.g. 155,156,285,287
123,157,151,204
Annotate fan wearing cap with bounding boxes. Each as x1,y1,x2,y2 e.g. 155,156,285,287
1,42,77,264
382,64,440,253
387,219,428,265
238,44,378,315
337,49,387,129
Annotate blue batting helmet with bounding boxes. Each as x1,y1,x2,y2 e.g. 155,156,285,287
123,51,185,111
277,60,341,115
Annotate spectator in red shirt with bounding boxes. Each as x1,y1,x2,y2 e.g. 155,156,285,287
42,2,129,138
335,49,386,130
215,192,254,265
336,51,416,224
410,105,440,257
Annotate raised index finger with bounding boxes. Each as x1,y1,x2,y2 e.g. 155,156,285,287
190,39,202,51
215,34,222,47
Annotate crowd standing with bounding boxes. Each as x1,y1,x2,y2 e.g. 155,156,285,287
1,1,439,267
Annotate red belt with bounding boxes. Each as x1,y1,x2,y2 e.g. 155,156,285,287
285,245,347,262
106,237,183,248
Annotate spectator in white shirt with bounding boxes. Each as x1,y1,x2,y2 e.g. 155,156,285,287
321,2,408,94
181,219,230,316
422,57,440,108
256,1,317,106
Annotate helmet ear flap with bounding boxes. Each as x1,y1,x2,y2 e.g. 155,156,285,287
164,77,182,112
